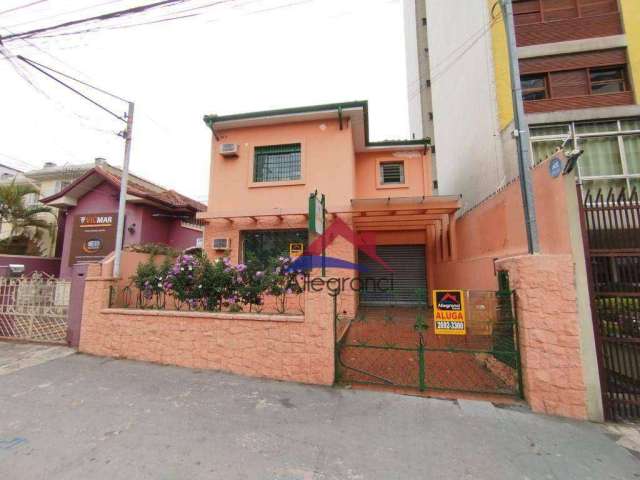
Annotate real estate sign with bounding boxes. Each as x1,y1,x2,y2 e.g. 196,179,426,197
69,212,118,266
433,290,466,335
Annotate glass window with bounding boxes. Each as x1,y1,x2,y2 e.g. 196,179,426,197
380,162,405,185
624,135,640,174
589,67,626,94
579,137,623,176
629,178,640,194
253,144,301,183
621,119,640,131
575,121,619,134
242,229,308,268
530,124,570,137
521,74,547,101
532,140,571,165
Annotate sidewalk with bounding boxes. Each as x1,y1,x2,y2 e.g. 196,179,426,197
0,352,638,479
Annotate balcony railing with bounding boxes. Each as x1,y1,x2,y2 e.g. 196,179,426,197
524,91,634,114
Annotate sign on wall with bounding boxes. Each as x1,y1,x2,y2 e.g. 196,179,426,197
68,212,118,266
433,290,466,335
308,193,324,235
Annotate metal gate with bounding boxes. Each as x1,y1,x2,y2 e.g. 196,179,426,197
0,273,71,344
579,186,640,421
334,281,521,397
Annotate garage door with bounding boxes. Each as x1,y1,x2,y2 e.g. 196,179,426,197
359,245,427,305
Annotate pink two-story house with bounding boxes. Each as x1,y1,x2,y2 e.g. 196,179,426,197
200,101,460,307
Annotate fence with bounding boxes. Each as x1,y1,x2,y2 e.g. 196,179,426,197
581,186,640,421
0,272,71,344
335,285,521,397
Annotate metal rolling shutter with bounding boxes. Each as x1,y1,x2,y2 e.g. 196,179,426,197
359,245,427,305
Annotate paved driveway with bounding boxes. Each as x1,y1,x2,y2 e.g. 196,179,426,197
0,351,638,480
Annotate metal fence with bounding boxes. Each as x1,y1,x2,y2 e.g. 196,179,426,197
0,273,71,344
335,286,521,397
581,186,640,421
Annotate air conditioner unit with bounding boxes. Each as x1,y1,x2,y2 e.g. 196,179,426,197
212,238,231,250
219,143,239,157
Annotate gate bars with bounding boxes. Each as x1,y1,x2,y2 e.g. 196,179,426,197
579,185,640,420
334,284,522,398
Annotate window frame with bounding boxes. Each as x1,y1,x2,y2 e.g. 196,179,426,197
529,119,640,194
249,142,305,188
588,65,628,95
377,160,407,188
521,73,549,101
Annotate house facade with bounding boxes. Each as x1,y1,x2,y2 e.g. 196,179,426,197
41,162,205,279
199,101,460,307
404,0,640,210
0,161,94,257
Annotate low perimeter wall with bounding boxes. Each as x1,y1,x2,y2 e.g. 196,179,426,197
79,263,336,385
496,254,588,420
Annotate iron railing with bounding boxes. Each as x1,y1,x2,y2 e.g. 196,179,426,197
334,288,521,397
0,272,70,344
581,186,640,421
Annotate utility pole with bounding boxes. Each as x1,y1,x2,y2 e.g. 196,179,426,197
113,102,134,278
500,0,540,254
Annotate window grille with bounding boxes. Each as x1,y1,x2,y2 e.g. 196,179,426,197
254,144,301,182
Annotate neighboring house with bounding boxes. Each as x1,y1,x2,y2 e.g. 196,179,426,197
404,0,640,210
0,161,94,256
0,163,22,179
199,101,460,305
41,162,206,279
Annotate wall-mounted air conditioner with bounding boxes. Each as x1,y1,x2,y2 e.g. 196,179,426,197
219,143,239,157
212,238,230,250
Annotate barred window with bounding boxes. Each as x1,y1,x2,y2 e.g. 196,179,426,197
253,143,301,183
380,162,405,185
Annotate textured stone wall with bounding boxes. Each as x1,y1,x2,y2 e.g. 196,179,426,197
79,263,336,385
496,254,588,419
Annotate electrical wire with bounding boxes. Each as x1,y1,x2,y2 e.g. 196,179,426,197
2,0,190,42
0,0,48,18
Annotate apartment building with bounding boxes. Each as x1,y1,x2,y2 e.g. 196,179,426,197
404,0,640,209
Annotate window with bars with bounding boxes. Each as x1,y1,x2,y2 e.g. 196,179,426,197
253,143,301,183
380,162,405,185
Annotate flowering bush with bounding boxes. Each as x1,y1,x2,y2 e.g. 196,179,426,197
131,258,171,306
265,256,304,313
129,252,303,313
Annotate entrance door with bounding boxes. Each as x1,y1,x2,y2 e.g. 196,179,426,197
359,245,426,305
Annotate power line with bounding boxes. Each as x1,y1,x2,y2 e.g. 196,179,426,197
17,55,129,102
0,0,48,18
1,0,189,42
16,54,126,122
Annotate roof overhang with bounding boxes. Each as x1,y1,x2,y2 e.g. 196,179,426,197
203,101,430,153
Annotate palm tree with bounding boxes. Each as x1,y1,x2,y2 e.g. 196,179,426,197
0,181,55,255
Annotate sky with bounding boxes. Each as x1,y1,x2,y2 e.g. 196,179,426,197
0,0,411,202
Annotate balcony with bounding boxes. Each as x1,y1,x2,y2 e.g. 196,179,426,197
515,11,623,47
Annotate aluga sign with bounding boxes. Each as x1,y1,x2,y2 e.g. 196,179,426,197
433,290,466,335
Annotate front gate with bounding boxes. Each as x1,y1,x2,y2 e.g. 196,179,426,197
0,273,71,344
334,282,521,397
580,186,640,421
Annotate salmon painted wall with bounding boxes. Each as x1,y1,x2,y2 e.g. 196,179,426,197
354,150,432,199
208,119,356,215
433,159,572,290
